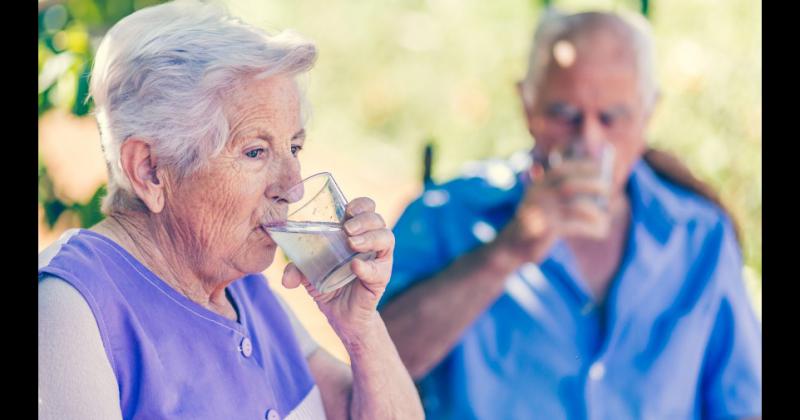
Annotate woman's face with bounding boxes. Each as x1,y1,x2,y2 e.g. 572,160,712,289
164,75,305,280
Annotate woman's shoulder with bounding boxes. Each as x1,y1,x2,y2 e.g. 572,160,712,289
38,228,133,280
38,229,82,270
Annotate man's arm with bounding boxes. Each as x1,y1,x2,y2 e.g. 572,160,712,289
379,236,529,379
381,161,608,379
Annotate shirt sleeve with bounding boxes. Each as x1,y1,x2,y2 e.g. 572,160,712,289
379,173,522,309
700,218,762,419
378,197,451,308
38,276,123,420
274,293,320,358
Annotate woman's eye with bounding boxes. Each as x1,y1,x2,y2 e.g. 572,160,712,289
291,145,303,157
245,148,265,159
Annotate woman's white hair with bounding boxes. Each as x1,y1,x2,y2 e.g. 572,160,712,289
521,8,658,109
89,0,317,213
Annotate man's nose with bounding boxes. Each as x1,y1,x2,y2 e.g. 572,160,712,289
578,116,607,158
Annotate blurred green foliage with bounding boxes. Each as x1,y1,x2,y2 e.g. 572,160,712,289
38,0,169,228
38,0,761,312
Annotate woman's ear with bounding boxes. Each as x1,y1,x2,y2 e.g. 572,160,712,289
118,138,166,213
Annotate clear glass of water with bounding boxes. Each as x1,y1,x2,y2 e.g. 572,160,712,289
263,172,375,294
533,139,616,209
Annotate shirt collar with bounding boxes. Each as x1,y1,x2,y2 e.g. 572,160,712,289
540,157,680,308
625,157,677,246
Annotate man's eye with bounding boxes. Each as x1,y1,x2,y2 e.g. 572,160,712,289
599,113,616,127
547,105,582,126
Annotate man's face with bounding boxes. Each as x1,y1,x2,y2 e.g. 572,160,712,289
521,36,652,194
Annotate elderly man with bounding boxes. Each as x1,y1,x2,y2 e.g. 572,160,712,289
379,10,761,420
38,1,423,419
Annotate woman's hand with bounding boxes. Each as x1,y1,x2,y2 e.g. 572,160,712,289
281,197,394,341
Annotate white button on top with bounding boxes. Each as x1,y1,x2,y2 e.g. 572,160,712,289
422,189,450,207
240,337,253,357
589,362,606,381
472,221,497,243
265,408,280,420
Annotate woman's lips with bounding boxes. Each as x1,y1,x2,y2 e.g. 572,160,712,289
259,225,276,244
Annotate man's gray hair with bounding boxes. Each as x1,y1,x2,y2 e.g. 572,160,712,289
89,0,317,213
521,8,658,109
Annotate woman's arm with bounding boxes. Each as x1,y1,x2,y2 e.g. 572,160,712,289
282,197,424,419
305,315,423,420
38,277,123,420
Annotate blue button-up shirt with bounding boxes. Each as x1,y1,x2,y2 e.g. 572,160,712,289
379,154,761,420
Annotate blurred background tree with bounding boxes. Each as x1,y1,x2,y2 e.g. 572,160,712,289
38,0,761,359
38,0,166,235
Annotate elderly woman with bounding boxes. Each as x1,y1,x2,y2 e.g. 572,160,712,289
37,1,423,419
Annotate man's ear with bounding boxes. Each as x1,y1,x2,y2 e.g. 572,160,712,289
517,80,532,120
118,138,166,213
517,80,539,138
643,89,661,121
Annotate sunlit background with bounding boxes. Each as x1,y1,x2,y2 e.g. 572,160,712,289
39,0,761,361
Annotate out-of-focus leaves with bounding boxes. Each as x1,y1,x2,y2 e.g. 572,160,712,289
43,200,67,228
38,52,76,94
100,0,136,25
38,163,50,205
66,0,104,26
38,0,169,235
73,185,107,227
39,88,53,117
39,164,63,228
40,167,107,228
40,4,70,35
72,62,92,116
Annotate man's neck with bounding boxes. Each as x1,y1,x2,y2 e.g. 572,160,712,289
565,193,632,304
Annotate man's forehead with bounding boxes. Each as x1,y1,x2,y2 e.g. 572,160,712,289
546,57,638,86
555,32,637,68
539,62,641,107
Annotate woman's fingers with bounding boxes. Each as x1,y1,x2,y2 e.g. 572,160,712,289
347,228,395,258
345,197,376,218
281,263,305,289
343,212,386,236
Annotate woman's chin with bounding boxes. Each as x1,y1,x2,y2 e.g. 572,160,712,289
256,247,277,271
238,246,277,275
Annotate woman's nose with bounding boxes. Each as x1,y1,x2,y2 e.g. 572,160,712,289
270,154,303,203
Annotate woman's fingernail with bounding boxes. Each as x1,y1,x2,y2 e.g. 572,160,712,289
350,235,365,246
345,219,361,234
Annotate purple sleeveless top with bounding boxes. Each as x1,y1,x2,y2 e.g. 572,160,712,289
38,229,317,419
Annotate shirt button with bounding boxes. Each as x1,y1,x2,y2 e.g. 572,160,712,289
589,362,606,381
265,408,280,420
240,337,253,357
